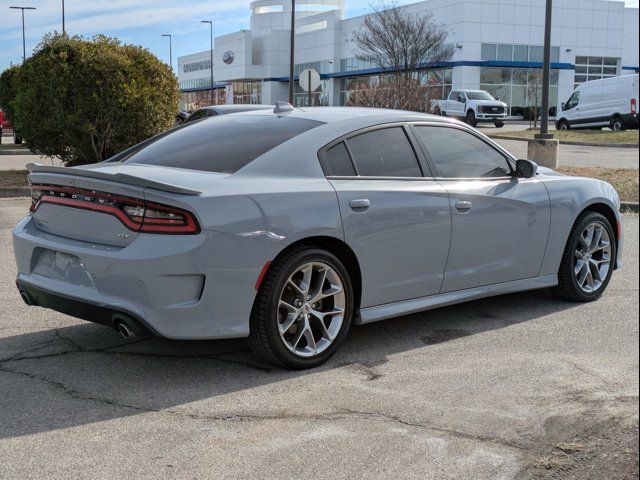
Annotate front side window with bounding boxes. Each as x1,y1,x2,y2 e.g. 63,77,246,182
565,91,580,110
415,126,511,178
346,127,422,178
123,115,322,173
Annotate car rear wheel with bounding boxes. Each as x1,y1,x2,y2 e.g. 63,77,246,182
249,246,354,369
553,212,616,302
610,117,625,131
465,110,477,127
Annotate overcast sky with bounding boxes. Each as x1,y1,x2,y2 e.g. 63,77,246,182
1,0,638,74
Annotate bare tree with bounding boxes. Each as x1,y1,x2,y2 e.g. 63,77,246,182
349,1,455,111
515,68,544,128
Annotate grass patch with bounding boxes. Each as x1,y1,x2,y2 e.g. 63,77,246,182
492,128,639,145
557,167,639,203
0,169,28,188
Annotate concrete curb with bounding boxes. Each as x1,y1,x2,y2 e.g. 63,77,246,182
621,202,639,213
0,186,29,198
488,134,639,149
0,150,32,156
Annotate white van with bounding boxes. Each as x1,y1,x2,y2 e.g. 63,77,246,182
556,74,639,131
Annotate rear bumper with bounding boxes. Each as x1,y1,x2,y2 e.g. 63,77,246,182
621,113,639,128
12,215,281,339
16,279,156,335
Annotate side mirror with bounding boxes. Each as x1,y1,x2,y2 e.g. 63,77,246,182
561,102,566,111
496,96,501,101
515,159,538,179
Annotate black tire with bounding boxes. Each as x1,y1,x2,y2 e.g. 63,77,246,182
465,110,477,127
553,212,616,302
248,246,355,369
494,121,505,128
557,119,570,130
610,117,625,132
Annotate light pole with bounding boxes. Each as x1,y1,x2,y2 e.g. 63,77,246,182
62,0,65,35
528,0,558,168
288,0,295,104
161,34,173,72
201,20,214,105
10,6,36,62
537,0,553,138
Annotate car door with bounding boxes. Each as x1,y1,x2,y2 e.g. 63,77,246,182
412,124,551,293
563,90,581,124
449,91,466,116
322,125,452,308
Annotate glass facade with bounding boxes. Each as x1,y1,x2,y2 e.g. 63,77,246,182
480,67,559,116
574,57,620,86
231,80,263,104
481,43,560,63
338,68,452,106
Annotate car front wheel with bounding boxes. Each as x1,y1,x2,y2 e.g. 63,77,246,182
249,246,354,369
494,121,505,128
465,110,477,127
554,212,616,302
557,120,570,130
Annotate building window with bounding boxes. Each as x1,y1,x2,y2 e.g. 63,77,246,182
480,67,559,116
574,57,620,86
481,44,560,63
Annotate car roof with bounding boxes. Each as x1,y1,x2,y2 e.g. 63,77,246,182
231,106,452,125
199,104,274,114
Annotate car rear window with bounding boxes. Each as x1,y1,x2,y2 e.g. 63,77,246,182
122,115,323,173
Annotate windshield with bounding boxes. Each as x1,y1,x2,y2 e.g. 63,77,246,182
121,115,323,173
466,91,496,101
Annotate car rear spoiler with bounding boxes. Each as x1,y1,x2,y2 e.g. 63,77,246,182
25,163,203,196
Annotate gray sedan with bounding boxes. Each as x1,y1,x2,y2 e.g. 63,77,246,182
13,105,622,368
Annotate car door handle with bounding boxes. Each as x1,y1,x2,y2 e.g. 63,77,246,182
349,199,370,211
455,201,472,213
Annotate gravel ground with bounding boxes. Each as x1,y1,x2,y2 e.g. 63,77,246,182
0,198,638,480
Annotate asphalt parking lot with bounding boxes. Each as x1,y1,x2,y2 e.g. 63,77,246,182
0,198,638,480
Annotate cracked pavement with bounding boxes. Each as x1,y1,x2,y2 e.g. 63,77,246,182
0,198,638,479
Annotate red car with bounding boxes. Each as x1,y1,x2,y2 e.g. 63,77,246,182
0,108,11,129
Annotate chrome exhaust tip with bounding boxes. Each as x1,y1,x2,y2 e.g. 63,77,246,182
116,322,136,339
112,314,151,340
20,290,34,306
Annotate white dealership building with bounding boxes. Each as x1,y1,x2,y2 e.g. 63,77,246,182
177,0,639,116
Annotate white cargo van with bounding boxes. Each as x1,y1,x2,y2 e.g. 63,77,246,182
556,74,639,131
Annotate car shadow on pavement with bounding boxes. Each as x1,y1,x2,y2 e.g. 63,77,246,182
0,287,580,440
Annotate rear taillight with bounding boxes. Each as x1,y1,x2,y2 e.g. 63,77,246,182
631,98,637,115
30,185,200,234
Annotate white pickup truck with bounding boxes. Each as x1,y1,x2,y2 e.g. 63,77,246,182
432,89,508,128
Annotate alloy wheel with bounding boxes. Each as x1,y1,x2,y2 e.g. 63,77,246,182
573,221,612,293
277,261,345,358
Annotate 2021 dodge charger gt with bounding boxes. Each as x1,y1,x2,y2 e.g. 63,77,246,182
13,105,623,368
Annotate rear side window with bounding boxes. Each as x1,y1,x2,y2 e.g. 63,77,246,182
123,115,322,173
346,127,422,177
321,142,356,176
415,126,511,178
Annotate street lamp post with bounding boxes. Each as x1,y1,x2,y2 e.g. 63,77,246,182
9,6,36,62
288,0,296,104
62,0,65,35
537,0,553,139
527,0,559,168
201,20,214,105
161,34,173,73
